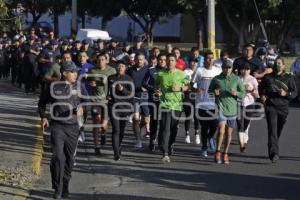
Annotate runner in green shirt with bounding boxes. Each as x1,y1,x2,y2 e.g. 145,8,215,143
156,53,189,163
88,53,116,155
209,59,245,165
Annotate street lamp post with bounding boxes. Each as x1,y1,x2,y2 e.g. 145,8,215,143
207,0,215,50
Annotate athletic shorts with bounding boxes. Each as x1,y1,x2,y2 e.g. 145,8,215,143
91,104,108,120
133,97,150,116
217,114,237,129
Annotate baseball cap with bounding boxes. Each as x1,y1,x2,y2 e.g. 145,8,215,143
222,59,233,68
82,38,91,45
61,61,79,72
116,60,127,66
50,39,59,45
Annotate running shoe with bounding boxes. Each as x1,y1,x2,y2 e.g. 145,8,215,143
78,131,85,143
162,155,171,163
209,137,216,152
223,153,230,165
201,149,208,158
185,135,191,144
195,134,201,145
100,134,106,146
215,151,222,164
134,140,143,149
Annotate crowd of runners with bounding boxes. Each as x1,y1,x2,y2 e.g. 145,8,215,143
0,28,298,198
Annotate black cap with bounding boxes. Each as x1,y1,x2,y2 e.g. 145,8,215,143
61,61,79,72
82,39,91,45
50,39,59,45
74,40,81,44
116,60,126,66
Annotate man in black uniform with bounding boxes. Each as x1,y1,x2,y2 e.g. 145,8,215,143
0,41,5,79
259,57,297,163
38,61,87,199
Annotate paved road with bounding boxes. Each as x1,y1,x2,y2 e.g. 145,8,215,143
0,80,299,200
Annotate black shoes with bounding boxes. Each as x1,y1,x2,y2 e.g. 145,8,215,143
114,155,121,161
149,140,155,152
168,145,174,156
94,147,102,156
100,134,106,145
62,182,69,198
53,191,61,199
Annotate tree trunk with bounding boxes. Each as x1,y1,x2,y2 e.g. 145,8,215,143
53,8,59,37
81,14,86,28
238,23,246,53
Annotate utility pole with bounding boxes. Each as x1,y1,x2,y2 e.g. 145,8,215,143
207,0,215,50
71,0,77,38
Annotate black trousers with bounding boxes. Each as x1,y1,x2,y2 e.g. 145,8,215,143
265,105,288,159
158,109,181,155
198,109,218,150
237,106,251,132
108,108,128,157
50,122,79,193
149,100,159,142
183,103,200,134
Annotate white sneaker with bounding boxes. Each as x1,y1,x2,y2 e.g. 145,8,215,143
134,140,143,149
78,131,85,143
185,135,191,144
195,134,201,145
128,114,133,123
244,130,249,144
244,124,250,144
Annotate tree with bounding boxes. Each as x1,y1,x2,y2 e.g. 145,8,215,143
122,0,184,46
48,0,69,36
11,0,49,27
0,0,9,33
177,0,207,49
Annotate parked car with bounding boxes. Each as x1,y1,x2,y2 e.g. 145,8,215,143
76,29,111,42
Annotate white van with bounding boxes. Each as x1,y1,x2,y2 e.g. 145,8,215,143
76,29,112,41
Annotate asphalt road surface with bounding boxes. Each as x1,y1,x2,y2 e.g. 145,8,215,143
0,80,299,200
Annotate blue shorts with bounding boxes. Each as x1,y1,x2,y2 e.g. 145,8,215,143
217,114,237,129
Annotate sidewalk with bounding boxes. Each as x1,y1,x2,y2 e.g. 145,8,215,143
0,80,42,200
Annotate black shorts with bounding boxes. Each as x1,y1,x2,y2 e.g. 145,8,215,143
133,97,150,116
91,105,108,120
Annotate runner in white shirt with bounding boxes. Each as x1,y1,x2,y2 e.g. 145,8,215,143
194,51,222,157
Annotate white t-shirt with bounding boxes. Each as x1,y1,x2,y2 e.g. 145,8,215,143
240,75,259,107
194,66,222,110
